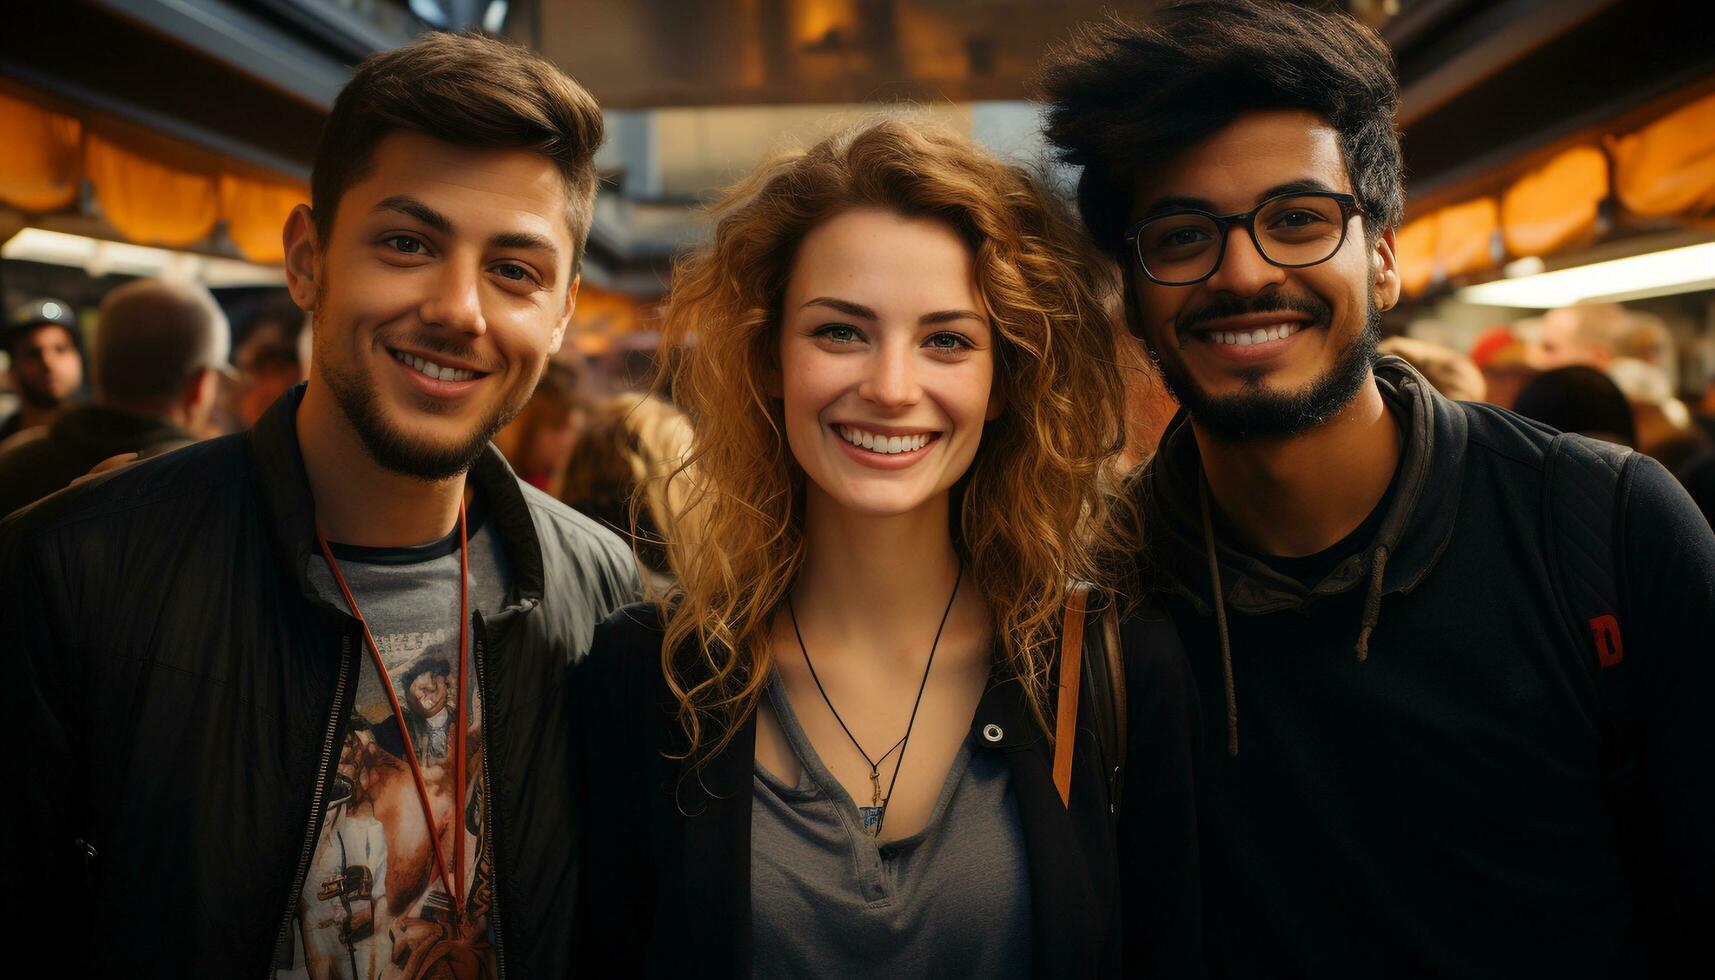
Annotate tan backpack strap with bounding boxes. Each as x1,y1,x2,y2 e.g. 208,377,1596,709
1052,585,1088,808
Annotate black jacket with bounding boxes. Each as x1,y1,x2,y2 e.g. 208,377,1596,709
0,385,639,978
0,403,193,518
1140,357,1715,978
571,602,1204,979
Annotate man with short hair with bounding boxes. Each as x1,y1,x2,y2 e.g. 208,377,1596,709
1,31,636,979
235,298,310,427
1041,1,1715,976
0,279,228,517
0,297,85,441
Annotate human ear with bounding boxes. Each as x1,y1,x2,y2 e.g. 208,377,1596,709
1370,226,1402,313
282,205,320,313
549,275,579,355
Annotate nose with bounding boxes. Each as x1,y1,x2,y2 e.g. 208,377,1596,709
858,339,921,409
1202,224,1287,298
418,254,488,338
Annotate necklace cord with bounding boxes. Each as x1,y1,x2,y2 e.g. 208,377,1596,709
314,500,470,917
788,560,964,837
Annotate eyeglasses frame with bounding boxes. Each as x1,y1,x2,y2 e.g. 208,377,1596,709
1123,191,1363,287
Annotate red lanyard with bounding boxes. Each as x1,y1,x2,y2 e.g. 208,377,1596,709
314,499,470,918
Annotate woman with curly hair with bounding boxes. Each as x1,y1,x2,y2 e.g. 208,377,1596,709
572,119,1198,977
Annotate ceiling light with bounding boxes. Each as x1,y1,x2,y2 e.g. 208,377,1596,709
2,228,285,287
1457,241,1715,308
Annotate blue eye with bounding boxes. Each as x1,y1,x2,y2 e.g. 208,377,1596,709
495,263,529,282
926,332,969,351
815,323,861,344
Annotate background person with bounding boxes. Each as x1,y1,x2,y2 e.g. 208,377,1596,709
0,298,85,442
574,120,1200,978
1467,324,1535,409
0,279,229,518
1376,335,1486,401
493,359,587,495
559,391,694,585
1041,0,1715,976
233,297,311,427
1514,364,1639,447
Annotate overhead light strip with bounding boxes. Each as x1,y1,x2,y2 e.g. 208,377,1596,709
1456,241,1715,308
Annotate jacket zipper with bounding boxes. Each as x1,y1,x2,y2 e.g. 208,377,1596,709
473,620,508,980
264,634,354,978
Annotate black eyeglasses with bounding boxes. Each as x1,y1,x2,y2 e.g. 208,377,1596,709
1124,191,1361,287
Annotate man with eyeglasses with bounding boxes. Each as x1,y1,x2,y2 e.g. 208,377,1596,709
1042,1,1715,977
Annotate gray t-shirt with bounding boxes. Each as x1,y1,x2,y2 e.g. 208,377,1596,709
278,502,510,980
750,671,1034,979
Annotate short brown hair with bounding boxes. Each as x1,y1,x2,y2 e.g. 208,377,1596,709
1039,0,1403,258
311,31,605,270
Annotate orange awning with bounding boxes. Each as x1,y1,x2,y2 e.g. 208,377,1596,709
219,175,306,264
85,133,221,247
1609,90,1715,226
1501,145,1608,257
1435,197,1500,279
0,90,82,213
1395,215,1438,297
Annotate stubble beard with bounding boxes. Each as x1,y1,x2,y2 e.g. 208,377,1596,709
313,286,540,481
1150,293,1381,444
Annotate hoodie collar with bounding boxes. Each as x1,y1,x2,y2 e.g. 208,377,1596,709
247,383,547,615
1140,355,1468,617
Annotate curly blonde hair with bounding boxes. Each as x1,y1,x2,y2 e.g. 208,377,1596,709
657,118,1128,766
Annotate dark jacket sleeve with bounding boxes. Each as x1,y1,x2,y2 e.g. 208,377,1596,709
0,518,80,949
1116,608,1205,979
1618,456,1715,967
571,605,661,976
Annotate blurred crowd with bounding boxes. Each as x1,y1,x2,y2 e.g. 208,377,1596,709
3,283,1714,536
0,284,698,572
1377,304,1715,526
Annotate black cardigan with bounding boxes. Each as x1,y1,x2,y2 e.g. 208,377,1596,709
570,602,1204,978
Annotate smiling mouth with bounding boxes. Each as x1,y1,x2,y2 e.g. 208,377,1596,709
834,424,940,456
1198,322,1305,347
389,347,485,383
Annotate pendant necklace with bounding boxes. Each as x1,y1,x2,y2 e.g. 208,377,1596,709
788,560,962,838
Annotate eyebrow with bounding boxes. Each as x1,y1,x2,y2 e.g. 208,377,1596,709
374,195,560,260
1138,178,1343,218
801,296,984,326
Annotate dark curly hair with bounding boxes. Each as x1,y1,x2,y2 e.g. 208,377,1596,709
1037,0,1405,259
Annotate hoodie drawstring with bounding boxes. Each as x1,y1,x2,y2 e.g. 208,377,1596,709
1354,545,1389,662
1198,477,1394,756
1197,472,1239,757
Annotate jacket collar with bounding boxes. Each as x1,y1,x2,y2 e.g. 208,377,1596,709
1140,355,1468,616
246,383,548,615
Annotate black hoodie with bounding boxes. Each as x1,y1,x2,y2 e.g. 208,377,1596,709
1139,357,1715,979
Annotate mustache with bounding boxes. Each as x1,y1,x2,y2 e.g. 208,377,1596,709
1174,292,1333,347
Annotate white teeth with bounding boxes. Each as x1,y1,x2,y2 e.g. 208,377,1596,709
838,426,931,455
1208,323,1301,346
395,350,476,382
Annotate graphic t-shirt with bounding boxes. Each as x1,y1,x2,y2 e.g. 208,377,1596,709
278,500,511,980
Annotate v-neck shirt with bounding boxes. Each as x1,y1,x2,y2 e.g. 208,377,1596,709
748,671,1033,979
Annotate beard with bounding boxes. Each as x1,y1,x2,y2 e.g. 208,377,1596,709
314,291,538,481
1149,289,1380,443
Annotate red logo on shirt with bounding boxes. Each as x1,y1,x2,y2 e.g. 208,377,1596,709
1589,614,1624,668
